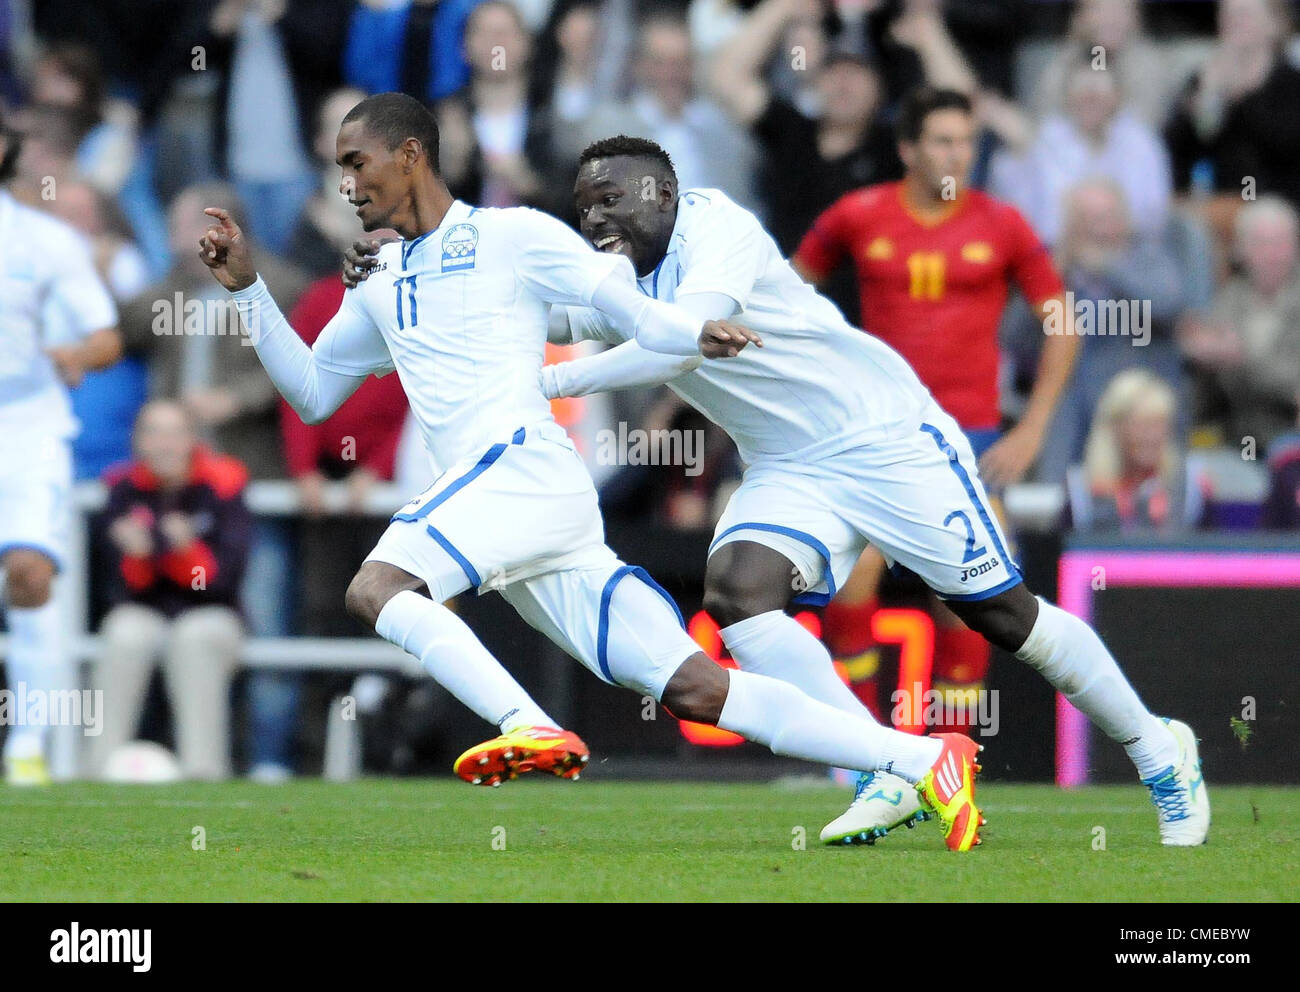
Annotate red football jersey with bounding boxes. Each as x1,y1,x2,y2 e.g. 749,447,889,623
795,181,1063,430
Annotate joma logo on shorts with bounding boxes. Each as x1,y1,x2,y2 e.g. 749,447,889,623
959,557,1000,582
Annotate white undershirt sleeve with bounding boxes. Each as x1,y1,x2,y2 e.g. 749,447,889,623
541,292,736,398
230,276,380,425
589,270,708,357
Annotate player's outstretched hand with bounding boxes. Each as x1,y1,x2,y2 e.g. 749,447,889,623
342,238,397,288
198,207,256,292
700,320,763,359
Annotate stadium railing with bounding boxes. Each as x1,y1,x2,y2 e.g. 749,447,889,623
2,480,425,782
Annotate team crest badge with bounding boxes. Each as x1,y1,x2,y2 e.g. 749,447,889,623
442,224,478,272
865,237,893,260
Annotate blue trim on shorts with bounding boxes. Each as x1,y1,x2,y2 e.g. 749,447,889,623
919,422,1021,583
937,573,1023,602
710,522,836,606
0,542,63,573
596,565,686,683
392,428,527,523
425,525,481,588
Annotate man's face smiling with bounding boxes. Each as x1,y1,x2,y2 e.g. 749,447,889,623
336,118,408,233
574,156,676,278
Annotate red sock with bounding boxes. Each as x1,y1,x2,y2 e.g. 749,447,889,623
931,625,991,736
822,598,882,720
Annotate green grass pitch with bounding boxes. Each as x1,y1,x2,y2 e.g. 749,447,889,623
1,780,1294,901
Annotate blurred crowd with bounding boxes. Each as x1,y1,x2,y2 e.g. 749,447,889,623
6,0,1300,776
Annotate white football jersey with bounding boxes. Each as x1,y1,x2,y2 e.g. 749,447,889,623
563,188,934,465
309,200,626,473
0,190,117,436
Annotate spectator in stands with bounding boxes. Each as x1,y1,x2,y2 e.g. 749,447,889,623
859,0,983,102
7,102,80,205
123,183,307,478
578,13,758,210
1064,369,1212,533
1166,0,1300,208
206,0,349,254
709,0,900,257
344,0,483,107
90,400,251,780
49,181,151,480
1030,0,1178,129
26,42,170,276
436,0,562,211
1179,195,1300,450
286,85,370,278
1024,179,1189,484
121,182,306,686
533,0,605,173
988,64,1172,246
48,181,150,301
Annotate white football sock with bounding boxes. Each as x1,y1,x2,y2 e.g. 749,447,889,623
375,590,554,733
717,668,940,782
2,600,69,760
1015,597,1177,778
720,610,880,721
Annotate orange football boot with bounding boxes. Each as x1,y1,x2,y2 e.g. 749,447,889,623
915,733,986,851
453,726,589,786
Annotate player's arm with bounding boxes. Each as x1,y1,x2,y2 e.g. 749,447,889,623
512,208,761,358
979,219,1079,486
200,208,385,425
47,328,122,388
540,293,737,399
1015,293,1079,440
791,196,853,288
977,207,1080,487
45,232,122,387
589,275,759,358
708,0,808,125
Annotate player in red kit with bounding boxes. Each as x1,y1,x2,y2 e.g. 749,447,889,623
794,88,1078,739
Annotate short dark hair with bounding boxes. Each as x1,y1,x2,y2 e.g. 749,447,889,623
578,135,676,182
342,92,440,172
897,88,972,143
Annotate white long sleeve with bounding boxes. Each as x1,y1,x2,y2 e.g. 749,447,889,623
589,270,708,356
542,291,737,398
230,276,374,425
542,340,701,398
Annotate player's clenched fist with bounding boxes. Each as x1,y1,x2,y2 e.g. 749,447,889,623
700,320,763,359
198,207,256,292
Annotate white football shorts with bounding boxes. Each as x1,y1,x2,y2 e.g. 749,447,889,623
366,419,700,699
0,427,73,570
709,401,1022,605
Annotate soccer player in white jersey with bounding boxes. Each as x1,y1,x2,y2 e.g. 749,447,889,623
0,115,122,784
199,93,986,850
528,135,1205,849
